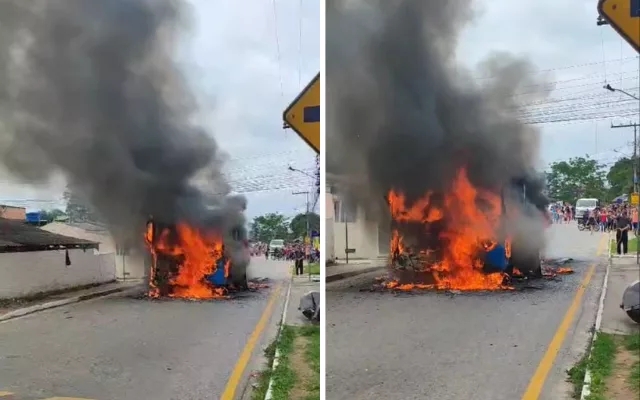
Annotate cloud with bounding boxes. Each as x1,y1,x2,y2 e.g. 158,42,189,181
0,0,320,220
459,0,639,169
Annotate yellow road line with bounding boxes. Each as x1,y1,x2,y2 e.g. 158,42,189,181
0,392,13,397
521,234,606,399
220,285,283,400
521,264,596,400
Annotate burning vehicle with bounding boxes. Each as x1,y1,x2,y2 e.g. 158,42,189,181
386,170,549,291
326,1,555,292
144,201,251,299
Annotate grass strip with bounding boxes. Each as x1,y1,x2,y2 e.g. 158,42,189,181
567,333,617,400
624,333,640,393
609,236,638,254
299,325,320,399
251,325,320,400
306,263,320,275
251,325,296,400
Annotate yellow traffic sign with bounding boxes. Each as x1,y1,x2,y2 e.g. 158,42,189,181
598,0,640,53
631,192,639,205
283,73,320,153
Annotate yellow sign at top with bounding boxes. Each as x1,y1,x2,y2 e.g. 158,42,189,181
283,73,320,153
598,0,640,53
631,192,639,205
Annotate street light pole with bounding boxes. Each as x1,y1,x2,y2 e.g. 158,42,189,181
603,84,640,100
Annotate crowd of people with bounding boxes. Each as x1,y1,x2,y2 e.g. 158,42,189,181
548,201,638,255
250,241,320,270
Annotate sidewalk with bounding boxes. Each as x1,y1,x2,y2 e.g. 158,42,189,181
601,258,640,335
326,259,386,283
286,274,320,326
0,280,143,322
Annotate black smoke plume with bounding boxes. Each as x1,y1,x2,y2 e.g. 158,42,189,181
0,0,245,247
326,0,552,274
326,0,550,242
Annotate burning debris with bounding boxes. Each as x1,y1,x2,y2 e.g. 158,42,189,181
327,0,552,291
0,0,252,299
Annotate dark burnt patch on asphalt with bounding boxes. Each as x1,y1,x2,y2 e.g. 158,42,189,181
331,257,589,297
127,277,272,302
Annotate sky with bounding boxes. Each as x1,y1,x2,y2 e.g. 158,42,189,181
0,0,320,220
0,0,637,216
458,0,639,172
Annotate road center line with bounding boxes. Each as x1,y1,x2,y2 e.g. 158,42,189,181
521,233,607,400
220,284,282,400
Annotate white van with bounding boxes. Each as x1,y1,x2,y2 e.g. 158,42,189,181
269,239,285,256
575,198,599,219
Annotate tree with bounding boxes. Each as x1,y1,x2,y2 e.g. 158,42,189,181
607,157,634,200
249,213,290,243
63,186,99,222
39,208,66,223
289,212,320,239
546,157,607,203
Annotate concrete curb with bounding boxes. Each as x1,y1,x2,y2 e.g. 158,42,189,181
580,235,612,400
326,266,386,283
0,286,135,323
264,276,293,400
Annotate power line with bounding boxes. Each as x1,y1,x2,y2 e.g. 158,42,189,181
271,0,284,99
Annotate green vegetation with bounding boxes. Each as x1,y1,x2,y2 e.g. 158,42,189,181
300,325,321,398
252,325,320,400
306,263,320,275
568,332,640,399
546,155,635,203
249,212,320,243
567,333,617,400
609,236,638,254
624,333,640,394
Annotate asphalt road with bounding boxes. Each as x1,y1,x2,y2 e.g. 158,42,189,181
326,223,608,400
0,257,290,400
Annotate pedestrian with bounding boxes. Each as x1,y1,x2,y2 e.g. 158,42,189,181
265,245,269,261
295,246,304,275
616,211,631,255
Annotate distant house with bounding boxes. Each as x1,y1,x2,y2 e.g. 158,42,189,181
0,205,26,221
0,218,116,299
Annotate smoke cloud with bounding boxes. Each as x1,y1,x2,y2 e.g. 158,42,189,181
0,0,245,245
326,0,550,229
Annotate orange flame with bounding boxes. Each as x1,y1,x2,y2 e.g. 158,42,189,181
144,221,228,299
556,267,573,275
387,167,509,291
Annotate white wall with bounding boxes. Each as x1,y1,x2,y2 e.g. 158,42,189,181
114,251,145,281
0,249,116,299
41,222,144,280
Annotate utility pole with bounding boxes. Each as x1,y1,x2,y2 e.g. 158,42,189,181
292,191,311,239
611,122,640,264
293,191,311,279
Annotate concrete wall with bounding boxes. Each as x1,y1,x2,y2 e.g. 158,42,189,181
0,249,116,299
325,193,335,261
332,212,379,260
41,222,145,280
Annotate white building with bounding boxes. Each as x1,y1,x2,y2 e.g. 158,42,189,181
326,174,391,263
